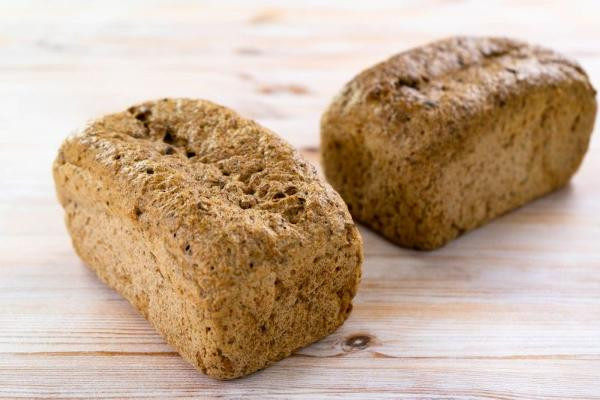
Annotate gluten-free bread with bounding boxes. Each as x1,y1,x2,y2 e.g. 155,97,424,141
53,98,363,379
321,36,597,250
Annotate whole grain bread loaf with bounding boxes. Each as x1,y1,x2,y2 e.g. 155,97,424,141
321,36,597,250
53,98,363,379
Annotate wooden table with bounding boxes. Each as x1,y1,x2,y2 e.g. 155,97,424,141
2,1,600,398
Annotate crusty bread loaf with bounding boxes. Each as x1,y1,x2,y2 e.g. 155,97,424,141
53,98,363,379
321,36,597,250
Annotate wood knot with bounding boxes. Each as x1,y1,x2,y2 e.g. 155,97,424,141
342,334,372,352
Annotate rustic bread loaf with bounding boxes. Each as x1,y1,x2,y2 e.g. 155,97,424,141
53,98,363,379
321,36,597,250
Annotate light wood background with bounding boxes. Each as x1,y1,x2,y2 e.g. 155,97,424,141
1,1,600,398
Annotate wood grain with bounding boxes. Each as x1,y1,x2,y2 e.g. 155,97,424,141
1,0,600,398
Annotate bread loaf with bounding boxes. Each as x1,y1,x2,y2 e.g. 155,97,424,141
53,98,363,379
321,36,597,250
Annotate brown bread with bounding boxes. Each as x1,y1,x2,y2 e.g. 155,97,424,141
321,36,597,250
53,98,363,379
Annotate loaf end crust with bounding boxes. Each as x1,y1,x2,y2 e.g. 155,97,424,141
53,98,363,379
321,36,597,250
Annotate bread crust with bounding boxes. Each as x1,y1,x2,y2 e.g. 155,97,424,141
321,36,597,249
53,98,363,379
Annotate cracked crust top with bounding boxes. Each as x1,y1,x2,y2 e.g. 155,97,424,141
327,36,595,161
57,98,358,283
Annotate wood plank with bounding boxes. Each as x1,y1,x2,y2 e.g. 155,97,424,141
1,0,600,398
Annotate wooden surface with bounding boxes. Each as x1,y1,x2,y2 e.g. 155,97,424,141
1,1,600,398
